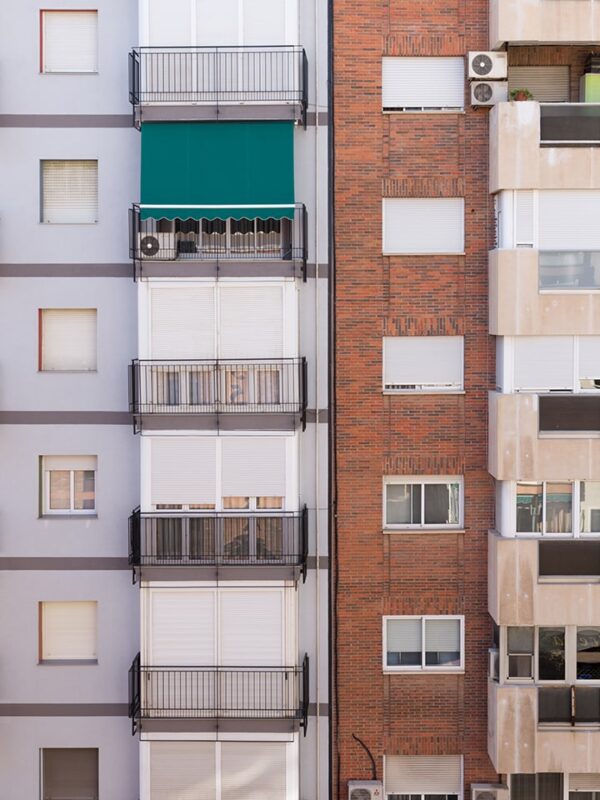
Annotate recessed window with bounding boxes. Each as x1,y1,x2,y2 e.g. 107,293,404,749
511,774,563,800
383,198,464,254
382,57,464,111
384,616,464,671
507,626,534,680
514,480,600,536
384,755,462,800
384,478,462,529
42,456,97,515
41,160,98,224
39,309,97,372
39,601,97,663
41,11,98,74
505,625,600,682
42,748,99,800
383,336,463,392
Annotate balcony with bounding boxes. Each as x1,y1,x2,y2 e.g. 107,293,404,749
129,46,307,125
488,680,600,773
488,532,600,626
128,653,309,734
489,391,600,480
130,204,307,278
490,0,600,48
128,506,308,581
129,358,307,432
490,102,600,194
490,249,600,336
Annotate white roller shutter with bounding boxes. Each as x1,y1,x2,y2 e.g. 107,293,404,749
150,590,215,665
570,775,600,791
43,455,97,471
150,742,215,800
41,160,98,224
515,190,534,247
385,755,462,794
425,618,461,652
43,11,98,73
221,742,287,800
219,286,284,358
383,336,463,389
579,337,600,381
196,0,239,45
150,287,215,359
41,601,97,661
508,66,570,102
539,191,600,250
387,618,421,652
148,0,193,46
219,589,283,666
150,437,216,506
221,437,286,496
514,336,574,390
243,0,286,45
382,57,464,110
41,309,97,371
383,198,464,254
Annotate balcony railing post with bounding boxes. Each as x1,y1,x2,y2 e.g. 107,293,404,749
128,652,141,735
301,504,308,583
301,653,309,735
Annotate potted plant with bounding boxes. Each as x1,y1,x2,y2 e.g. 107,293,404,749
510,88,534,101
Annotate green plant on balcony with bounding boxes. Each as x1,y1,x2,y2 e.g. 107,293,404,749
510,88,534,101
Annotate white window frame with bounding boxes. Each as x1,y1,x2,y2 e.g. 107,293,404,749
500,336,600,394
383,615,465,674
381,56,465,113
507,480,600,538
40,159,99,225
382,336,464,393
514,480,574,537
39,600,98,664
40,9,99,75
382,197,465,256
383,476,463,530
39,308,98,372
42,458,97,516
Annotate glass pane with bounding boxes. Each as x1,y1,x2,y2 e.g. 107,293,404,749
256,496,283,509
516,482,543,533
424,483,459,525
577,628,600,680
74,471,95,510
189,517,215,560
256,517,283,560
255,368,281,404
538,627,566,681
425,619,461,667
539,252,600,291
222,497,250,509
538,774,563,800
508,626,534,654
508,654,534,679
545,482,573,533
189,368,214,405
222,517,249,560
386,618,421,666
580,482,600,533
155,518,183,560
224,367,250,404
48,470,70,510
511,774,536,800
386,484,421,525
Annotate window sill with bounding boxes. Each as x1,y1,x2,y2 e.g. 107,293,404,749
383,110,465,115
383,390,465,396
38,369,98,374
40,222,98,226
383,527,465,535
538,575,600,584
41,71,99,76
539,289,600,295
383,668,465,675
539,431,600,439
38,659,98,666
40,514,98,520
384,252,466,257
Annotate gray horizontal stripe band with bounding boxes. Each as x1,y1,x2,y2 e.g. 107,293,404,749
0,412,132,424
305,409,329,423
306,111,328,126
0,557,327,572
0,264,131,277
0,115,132,128
0,558,128,570
0,704,128,716
306,556,329,569
0,410,325,425
307,703,329,717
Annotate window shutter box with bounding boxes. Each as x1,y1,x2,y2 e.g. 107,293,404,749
579,337,600,380
150,437,216,505
221,436,286,496
514,336,574,390
508,66,570,102
387,618,421,652
383,336,463,389
221,742,287,800
43,748,98,800
41,309,97,371
41,601,97,661
219,286,284,358
150,590,216,665
384,755,462,795
570,775,600,791
43,11,98,73
41,160,98,224
515,190,534,247
383,198,464,254
150,742,216,800
382,57,464,110
219,589,284,666
539,191,600,250
43,455,97,472
147,0,193,46
150,287,215,359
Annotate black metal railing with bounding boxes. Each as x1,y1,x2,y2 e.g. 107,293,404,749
539,685,600,725
129,46,307,120
539,251,600,290
539,395,600,433
128,505,308,576
130,358,307,420
129,204,307,271
128,653,309,733
540,103,600,146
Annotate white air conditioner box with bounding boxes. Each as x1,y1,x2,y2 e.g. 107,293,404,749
468,51,508,80
348,781,383,800
471,81,508,106
472,783,510,800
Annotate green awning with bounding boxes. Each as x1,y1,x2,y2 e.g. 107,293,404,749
140,121,295,220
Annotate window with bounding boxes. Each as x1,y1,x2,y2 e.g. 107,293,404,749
539,540,600,579
41,11,98,73
569,774,600,799
384,616,464,671
384,478,462,529
382,57,464,111
42,456,97,515
383,198,464,254
383,336,463,392
505,626,600,683
39,309,97,371
514,480,600,537
42,749,98,800
384,755,462,800
39,601,97,663
511,774,563,800
507,626,535,680
41,160,98,224
512,336,600,393
507,66,570,102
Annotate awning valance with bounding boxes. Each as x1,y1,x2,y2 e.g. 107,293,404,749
140,121,295,220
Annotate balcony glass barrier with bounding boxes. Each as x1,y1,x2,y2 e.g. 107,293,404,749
540,104,600,146
539,395,600,433
539,251,600,290
539,685,600,725
539,540,600,579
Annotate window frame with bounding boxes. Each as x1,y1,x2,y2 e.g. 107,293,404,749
381,56,465,113
382,335,464,394
40,159,99,225
40,9,99,75
42,457,97,516
512,480,600,538
383,476,464,531
41,747,99,800
38,308,98,373
39,600,98,664
383,615,465,674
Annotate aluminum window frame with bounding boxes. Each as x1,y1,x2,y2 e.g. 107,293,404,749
383,615,465,674
383,476,464,531
43,465,96,516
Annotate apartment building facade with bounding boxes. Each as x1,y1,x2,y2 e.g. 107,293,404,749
333,5,600,800
0,1,328,798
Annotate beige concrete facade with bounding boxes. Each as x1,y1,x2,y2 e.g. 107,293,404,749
488,679,600,773
490,0,600,50
490,101,600,194
489,249,600,336
488,531,600,625
489,391,600,480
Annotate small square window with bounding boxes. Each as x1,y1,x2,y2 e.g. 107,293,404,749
384,616,464,672
39,601,97,663
41,11,98,74
41,160,98,224
42,748,99,799
39,309,97,371
42,456,97,515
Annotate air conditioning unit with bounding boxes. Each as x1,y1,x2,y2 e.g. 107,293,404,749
348,781,383,800
471,81,508,107
137,232,173,259
468,51,508,80
489,647,499,682
472,783,509,800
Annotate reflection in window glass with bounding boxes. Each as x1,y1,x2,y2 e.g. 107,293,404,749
516,483,542,533
423,483,459,525
507,627,534,679
577,628,600,680
386,484,421,525
74,471,95,510
424,619,461,667
386,618,421,667
545,482,572,533
538,627,566,681
581,482,600,533
49,471,70,510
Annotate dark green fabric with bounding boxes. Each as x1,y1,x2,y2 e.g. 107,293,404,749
140,121,295,220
